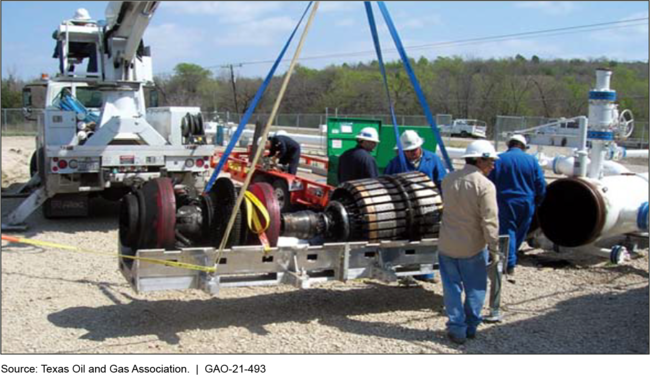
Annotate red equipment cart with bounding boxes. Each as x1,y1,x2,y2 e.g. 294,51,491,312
211,150,333,212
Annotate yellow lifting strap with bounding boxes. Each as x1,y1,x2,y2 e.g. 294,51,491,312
243,191,271,252
1,234,216,273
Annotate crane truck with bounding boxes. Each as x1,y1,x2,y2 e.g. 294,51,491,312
4,2,213,229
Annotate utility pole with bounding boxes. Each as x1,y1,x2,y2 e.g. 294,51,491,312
229,64,240,115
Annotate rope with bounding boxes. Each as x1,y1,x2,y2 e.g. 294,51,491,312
215,2,321,268
1,234,216,273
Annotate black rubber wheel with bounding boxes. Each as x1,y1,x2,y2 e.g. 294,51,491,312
42,198,55,219
30,147,44,179
460,131,469,138
119,193,140,248
181,114,191,138
29,151,37,177
196,112,205,135
210,177,243,247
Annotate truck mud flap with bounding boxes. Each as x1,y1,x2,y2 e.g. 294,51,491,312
43,193,89,219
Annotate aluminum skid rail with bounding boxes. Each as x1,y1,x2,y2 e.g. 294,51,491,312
119,238,438,295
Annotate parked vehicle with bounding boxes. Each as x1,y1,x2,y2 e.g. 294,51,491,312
5,2,214,228
439,119,487,138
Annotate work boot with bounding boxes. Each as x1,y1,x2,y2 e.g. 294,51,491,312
506,267,516,284
447,332,466,345
484,310,503,323
466,329,477,339
416,276,439,284
414,274,438,283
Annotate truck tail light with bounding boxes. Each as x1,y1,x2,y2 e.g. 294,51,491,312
185,159,195,168
68,160,78,169
57,159,68,169
196,159,204,168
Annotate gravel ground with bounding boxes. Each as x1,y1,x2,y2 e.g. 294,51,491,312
1,136,648,354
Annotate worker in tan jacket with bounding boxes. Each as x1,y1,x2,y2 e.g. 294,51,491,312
438,140,500,345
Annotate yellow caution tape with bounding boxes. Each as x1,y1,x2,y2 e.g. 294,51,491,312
243,191,271,252
1,234,216,273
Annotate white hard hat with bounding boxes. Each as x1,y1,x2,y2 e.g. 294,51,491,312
508,134,528,147
462,140,499,159
394,130,423,151
356,127,380,143
74,8,91,21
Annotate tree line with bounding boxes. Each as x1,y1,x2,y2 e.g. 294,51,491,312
3,56,648,126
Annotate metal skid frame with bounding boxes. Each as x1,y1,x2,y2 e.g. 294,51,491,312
119,238,439,295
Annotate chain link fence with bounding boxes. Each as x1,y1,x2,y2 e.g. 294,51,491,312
1,108,453,136
3,108,647,149
202,111,454,130
1,109,41,135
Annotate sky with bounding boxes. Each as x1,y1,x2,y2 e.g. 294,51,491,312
1,1,648,81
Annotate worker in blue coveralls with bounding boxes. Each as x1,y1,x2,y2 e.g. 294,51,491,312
385,130,448,283
385,130,447,191
488,134,546,280
266,131,301,175
337,127,380,183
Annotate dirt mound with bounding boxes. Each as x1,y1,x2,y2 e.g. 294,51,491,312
2,138,34,189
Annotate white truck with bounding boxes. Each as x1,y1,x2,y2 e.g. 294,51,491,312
5,2,214,228
509,113,634,148
439,119,487,139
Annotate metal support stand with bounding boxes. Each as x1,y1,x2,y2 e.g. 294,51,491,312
485,235,510,323
5,186,52,227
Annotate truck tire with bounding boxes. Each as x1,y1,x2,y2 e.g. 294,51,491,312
272,179,292,213
460,131,469,138
29,147,44,178
30,151,37,177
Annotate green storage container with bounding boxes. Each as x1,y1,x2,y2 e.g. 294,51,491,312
326,117,381,186
326,118,441,185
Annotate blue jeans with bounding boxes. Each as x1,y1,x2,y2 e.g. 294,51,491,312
439,249,488,339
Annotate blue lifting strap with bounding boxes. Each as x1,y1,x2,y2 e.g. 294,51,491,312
376,1,454,171
205,2,314,193
364,2,407,172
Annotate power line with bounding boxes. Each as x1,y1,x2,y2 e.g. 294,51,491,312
203,17,648,69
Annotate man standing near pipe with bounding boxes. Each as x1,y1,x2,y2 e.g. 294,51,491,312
488,134,546,280
439,140,500,344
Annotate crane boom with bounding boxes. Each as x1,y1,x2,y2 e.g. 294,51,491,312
104,1,159,68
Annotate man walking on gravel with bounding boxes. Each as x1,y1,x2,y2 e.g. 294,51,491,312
438,140,500,345
488,134,546,279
